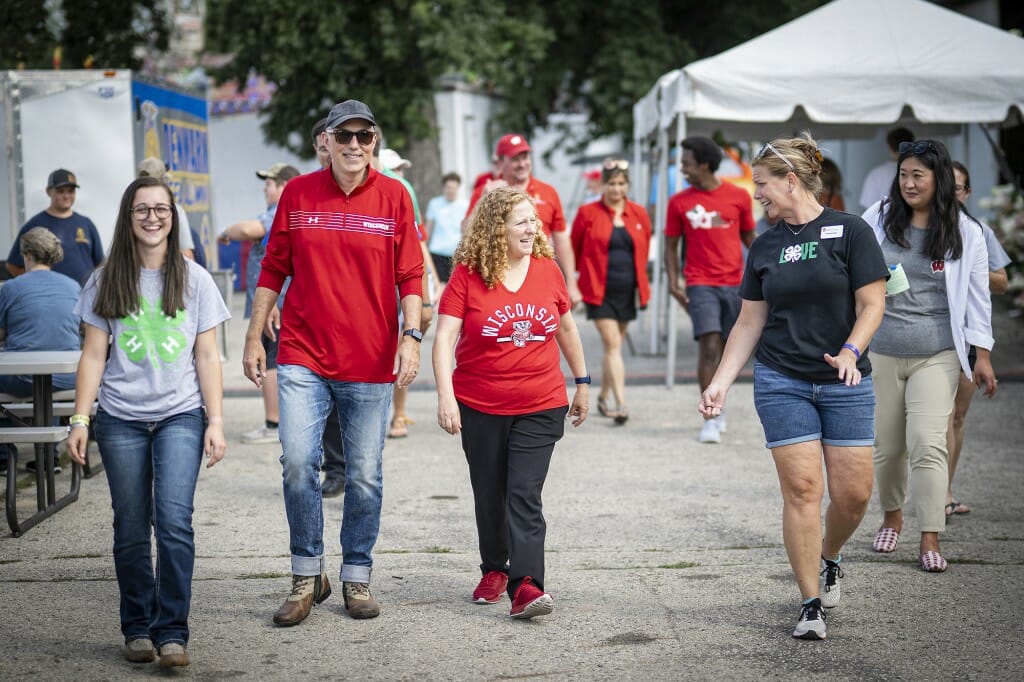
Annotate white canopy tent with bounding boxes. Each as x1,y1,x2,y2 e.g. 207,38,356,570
632,0,1024,385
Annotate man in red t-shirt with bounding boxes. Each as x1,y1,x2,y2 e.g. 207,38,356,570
243,99,424,626
664,136,756,444
464,134,582,305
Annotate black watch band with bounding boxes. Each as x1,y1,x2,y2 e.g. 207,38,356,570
403,328,423,343
574,375,591,385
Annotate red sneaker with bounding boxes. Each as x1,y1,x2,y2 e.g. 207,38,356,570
472,570,509,604
509,576,553,619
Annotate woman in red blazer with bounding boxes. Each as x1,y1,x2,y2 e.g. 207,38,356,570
571,160,652,423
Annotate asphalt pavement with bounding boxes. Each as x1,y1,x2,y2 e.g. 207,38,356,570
1,294,1022,681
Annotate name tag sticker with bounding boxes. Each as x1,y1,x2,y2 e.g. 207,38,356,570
820,225,844,239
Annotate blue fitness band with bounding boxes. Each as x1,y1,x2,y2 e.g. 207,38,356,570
574,375,592,385
841,343,861,359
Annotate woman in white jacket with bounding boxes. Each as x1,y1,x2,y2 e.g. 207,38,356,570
862,139,996,573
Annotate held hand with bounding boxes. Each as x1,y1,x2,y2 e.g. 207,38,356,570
568,283,584,310
568,386,589,427
973,358,998,398
264,306,281,342
242,337,267,388
395,337,420,388
67,427,89,465
204,420,227,468
669,285,689,311
437,394,462,435
824,349,862,386
699,382,728,419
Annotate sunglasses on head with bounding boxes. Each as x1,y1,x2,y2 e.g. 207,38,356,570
898,140,936,156
603,159,629,170
328,128,376,146
757,142,795,172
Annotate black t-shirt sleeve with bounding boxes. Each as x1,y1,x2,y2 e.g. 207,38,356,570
845,218,889,290
739,238,767,301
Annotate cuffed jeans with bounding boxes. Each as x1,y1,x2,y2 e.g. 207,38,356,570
94,407,205,647
458,402,566,597
277,364,390,583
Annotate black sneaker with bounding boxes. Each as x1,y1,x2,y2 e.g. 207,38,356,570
820,555,843,608
793,598,827,640
25,458,61,474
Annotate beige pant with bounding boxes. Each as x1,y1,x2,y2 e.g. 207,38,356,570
872,350,960,533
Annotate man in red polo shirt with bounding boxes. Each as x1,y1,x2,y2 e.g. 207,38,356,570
465,134,582,305
664,136,755,444
243,99,423,626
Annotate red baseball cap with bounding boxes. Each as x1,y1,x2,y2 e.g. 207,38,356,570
495,134,531,158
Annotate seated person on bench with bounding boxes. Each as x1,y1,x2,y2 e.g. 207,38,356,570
0,227,82,474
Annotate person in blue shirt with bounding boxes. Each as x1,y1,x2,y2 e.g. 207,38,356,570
6,169,103,286
0,227,82,474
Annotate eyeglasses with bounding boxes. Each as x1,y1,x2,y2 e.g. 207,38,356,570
131,204,172,220
898,140,936,156
328,128,375,146
603,159,629,170
757,142,795,172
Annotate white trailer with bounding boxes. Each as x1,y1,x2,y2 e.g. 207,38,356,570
1,69,214,265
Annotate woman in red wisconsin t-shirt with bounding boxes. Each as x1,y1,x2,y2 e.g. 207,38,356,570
434,187,589,620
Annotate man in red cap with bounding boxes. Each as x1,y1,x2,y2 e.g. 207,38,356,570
465,134,582,305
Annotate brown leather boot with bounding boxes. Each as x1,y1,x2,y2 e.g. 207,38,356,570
273,573,332,626
342,581,380,619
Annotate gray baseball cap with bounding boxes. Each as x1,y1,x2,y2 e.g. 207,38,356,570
324,100,376,130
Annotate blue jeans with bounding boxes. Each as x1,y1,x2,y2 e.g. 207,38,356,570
277,364,391,583
94,407,205,647
753,361,876,448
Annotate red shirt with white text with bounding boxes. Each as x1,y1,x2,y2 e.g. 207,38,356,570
439,259,570,415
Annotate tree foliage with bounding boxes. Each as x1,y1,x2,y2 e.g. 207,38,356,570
209,0,828,157
0,0,169,71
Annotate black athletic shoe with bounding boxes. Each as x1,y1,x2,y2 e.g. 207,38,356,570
25,458,61,474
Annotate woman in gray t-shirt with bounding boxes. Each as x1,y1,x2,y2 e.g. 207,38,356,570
863,140,996,574
67,177,230,668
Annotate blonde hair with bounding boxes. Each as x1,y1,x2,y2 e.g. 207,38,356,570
454,187,554,288
20,226,64,265
753,131,824,196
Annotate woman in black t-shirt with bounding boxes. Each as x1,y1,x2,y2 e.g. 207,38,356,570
699,133,888,640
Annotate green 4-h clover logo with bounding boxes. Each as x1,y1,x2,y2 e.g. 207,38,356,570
117,297,187,367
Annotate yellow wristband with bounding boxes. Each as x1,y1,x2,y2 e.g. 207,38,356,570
69,414,91,427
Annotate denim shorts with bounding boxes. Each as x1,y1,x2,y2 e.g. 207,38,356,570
687,285,741,339
753,361,875,449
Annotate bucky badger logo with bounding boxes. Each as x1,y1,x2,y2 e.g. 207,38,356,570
498,320,545,347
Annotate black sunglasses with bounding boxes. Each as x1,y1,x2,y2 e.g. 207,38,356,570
328,128,375,146
898,140,936,156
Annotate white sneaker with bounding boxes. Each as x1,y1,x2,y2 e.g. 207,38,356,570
698,419,721,444
715,412,727,433
241,425,280,444
820,556,843,608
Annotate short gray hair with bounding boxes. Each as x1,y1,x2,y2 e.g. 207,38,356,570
20,226,64,265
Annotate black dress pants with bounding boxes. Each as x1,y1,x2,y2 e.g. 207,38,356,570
458,402,566,596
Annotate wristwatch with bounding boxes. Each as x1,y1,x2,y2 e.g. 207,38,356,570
402,328,423,343
574,375,592,385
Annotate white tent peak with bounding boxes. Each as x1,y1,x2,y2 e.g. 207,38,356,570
638,0,1024,137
